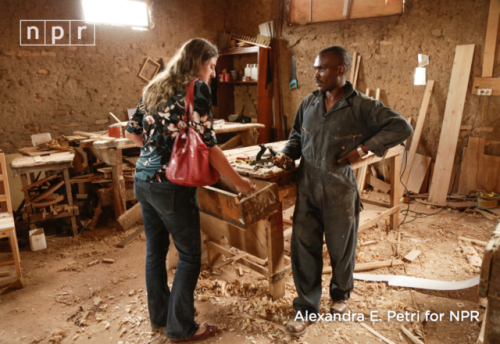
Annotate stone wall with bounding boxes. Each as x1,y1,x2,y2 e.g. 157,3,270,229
0,0,227,154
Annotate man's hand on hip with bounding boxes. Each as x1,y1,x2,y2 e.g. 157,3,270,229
337,144,370,164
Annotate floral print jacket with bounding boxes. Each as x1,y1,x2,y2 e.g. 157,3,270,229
126,80,217,183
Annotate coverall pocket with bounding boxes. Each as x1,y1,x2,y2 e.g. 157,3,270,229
148,186,175,215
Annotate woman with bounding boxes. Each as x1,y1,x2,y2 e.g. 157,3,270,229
125,38,253,343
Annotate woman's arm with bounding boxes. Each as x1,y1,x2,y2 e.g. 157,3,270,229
208,145,253,194
125,131,144,147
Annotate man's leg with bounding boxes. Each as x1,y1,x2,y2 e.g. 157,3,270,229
323,187,360,309
290,193,324,315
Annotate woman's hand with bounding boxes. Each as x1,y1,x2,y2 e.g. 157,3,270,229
235,177,254,195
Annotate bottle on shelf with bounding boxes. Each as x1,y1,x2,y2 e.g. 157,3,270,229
244,64,251,78
251,64,258,81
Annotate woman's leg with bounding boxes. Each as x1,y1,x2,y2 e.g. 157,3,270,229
141,182,200,340
134,179,171,328
162,187,201,340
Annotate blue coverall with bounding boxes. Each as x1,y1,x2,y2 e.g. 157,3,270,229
281,81,413,314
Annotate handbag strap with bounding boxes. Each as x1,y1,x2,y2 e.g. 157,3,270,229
184,78,201,123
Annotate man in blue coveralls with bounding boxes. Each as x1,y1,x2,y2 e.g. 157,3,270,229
274,46,413,336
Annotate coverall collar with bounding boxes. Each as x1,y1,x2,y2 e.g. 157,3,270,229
312,81,355,116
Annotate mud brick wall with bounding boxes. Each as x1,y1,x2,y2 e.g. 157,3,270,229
229,0,500,162
0,0,227,154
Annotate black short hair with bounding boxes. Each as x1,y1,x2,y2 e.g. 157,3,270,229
319,46,351,73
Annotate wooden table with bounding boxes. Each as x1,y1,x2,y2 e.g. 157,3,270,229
10,152,79,236
199,142,403,300
75,123,266,219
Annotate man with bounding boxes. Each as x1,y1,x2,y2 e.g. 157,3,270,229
274,46,413,336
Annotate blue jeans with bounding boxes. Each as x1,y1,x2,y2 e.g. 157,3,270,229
133,178,201,340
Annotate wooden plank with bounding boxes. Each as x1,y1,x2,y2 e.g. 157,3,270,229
458,137,500,195
459,236,488,247
389,154,401,230
414,199,474,209
212,252,249,270
323,259,404,274
404,249,421,262
116,225,144,248
472,77,500,96
356,165,368,192
219,133,242,151
462,245,482,267
30,180,65,203
205,240,269,277
256,48,273,144
358,205,401,231
350,0,403,19
400,80,434,196
290,0,403,24
401,326,425,344
429,45,475,204
11,152,74,169
20,175,57,192
482,0,500,77
360,198,391,208
198,179,279,229
63,168,78,236
266,209,285,300
366,174,390,193
406,154,432,194
353,55,361,90
349,52,358,84
200,213,268,259
360,323,396,344
117,202,143,231
0,152,12,215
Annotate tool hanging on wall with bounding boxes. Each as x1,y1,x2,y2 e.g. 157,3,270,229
289,56,298,90
230,33,271,48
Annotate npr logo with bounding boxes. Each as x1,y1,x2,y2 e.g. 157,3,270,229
20,20,95,46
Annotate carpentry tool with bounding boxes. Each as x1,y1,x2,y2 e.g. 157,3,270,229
249,144,277,166
289,56,298,90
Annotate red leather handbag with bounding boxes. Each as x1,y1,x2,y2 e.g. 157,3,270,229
167,79,220,187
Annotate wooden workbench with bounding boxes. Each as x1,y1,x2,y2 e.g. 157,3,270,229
199,142,404,300
10,152,79,236
73,123,266,219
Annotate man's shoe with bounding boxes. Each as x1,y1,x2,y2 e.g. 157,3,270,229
170,325,217,343
285,319,310,337
330,299,348,314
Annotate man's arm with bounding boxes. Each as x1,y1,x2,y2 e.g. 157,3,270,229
361,100,413,157
280,102,305,161
338,100,413,164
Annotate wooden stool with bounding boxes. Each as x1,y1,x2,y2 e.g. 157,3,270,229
0,150,22,279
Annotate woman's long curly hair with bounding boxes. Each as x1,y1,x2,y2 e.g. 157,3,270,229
143,38,218,111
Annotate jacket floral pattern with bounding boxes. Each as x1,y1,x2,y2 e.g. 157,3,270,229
126,80,217,182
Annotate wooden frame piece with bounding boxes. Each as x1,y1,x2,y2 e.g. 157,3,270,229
137,57,161,82
400,80,434,196
428,45,475,204
483,0,500,78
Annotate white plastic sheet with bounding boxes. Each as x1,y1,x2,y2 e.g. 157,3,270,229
354,274,479,291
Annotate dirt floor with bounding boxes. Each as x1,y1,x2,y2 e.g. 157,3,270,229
0,190,494,344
